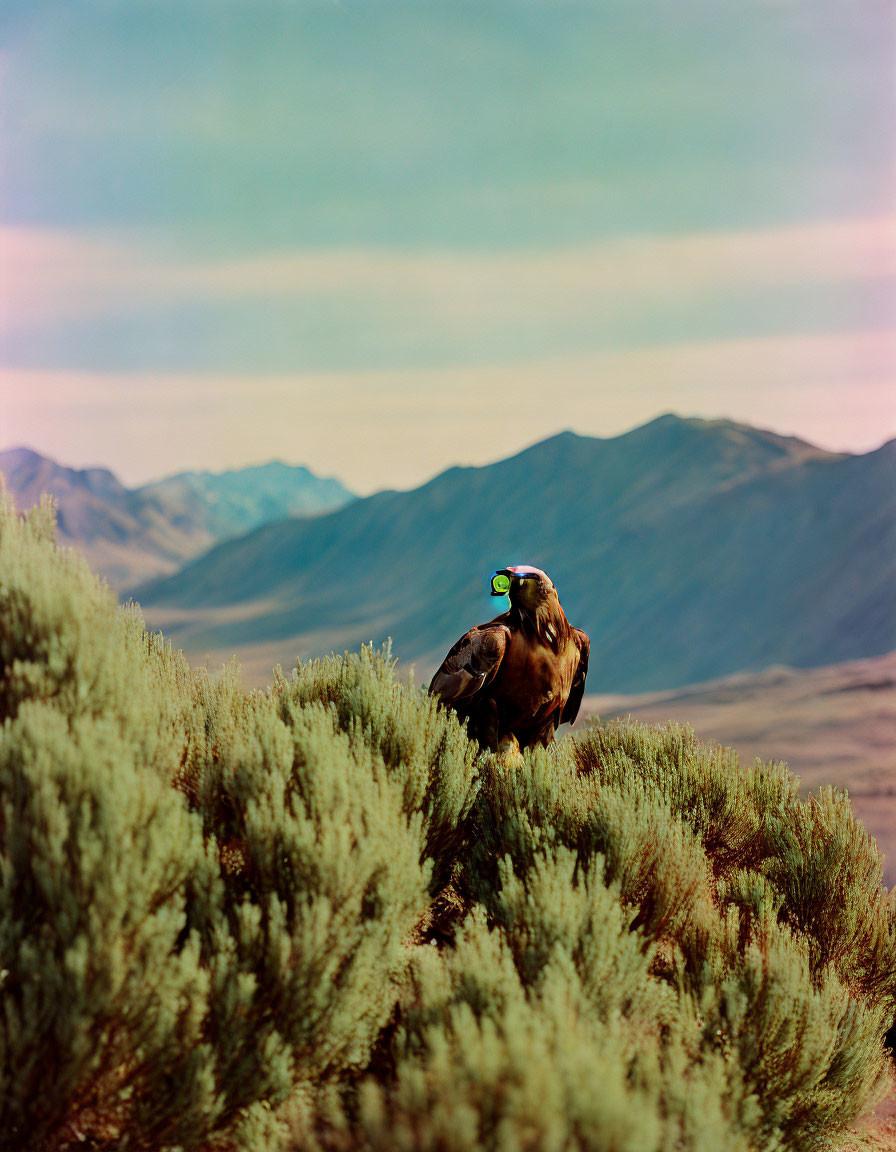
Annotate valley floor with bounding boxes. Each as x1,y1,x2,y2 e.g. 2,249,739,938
581,651,896,883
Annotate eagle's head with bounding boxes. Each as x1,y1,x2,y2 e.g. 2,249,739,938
491,564,555,608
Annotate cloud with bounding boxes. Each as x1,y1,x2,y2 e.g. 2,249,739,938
7,216,895,307
3,328,892,492
3,216,894,362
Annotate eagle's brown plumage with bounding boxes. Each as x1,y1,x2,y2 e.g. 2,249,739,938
429,565,590,751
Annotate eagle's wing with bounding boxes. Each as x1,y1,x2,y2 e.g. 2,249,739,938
429,623,510,705
561,628,590,726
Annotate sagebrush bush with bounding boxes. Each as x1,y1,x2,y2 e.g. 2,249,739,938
1,485,893,1151
280,644,480,894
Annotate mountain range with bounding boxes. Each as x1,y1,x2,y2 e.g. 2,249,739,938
0,448,355,586
133,415,896,693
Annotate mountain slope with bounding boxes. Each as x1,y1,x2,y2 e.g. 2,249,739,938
0,448,355,586
137,415,895,691
0,447,207,586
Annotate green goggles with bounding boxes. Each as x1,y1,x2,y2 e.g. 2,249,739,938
491,572,512,596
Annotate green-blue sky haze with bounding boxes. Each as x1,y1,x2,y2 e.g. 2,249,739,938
1,0,893,490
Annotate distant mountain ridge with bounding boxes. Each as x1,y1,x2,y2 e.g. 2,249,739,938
136,415,896,692
0,448,355,586
137,462,354,541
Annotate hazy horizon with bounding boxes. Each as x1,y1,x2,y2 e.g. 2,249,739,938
3,410,894,496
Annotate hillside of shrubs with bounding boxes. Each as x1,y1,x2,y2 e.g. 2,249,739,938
1,486,895,1151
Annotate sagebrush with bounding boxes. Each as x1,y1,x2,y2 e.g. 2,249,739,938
1,489,893,1151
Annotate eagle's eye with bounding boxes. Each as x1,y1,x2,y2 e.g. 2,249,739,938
491,572,511,596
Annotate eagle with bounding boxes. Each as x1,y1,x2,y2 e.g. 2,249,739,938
429,565,590,752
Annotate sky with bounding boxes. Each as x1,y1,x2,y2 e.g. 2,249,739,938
1,0,894,494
